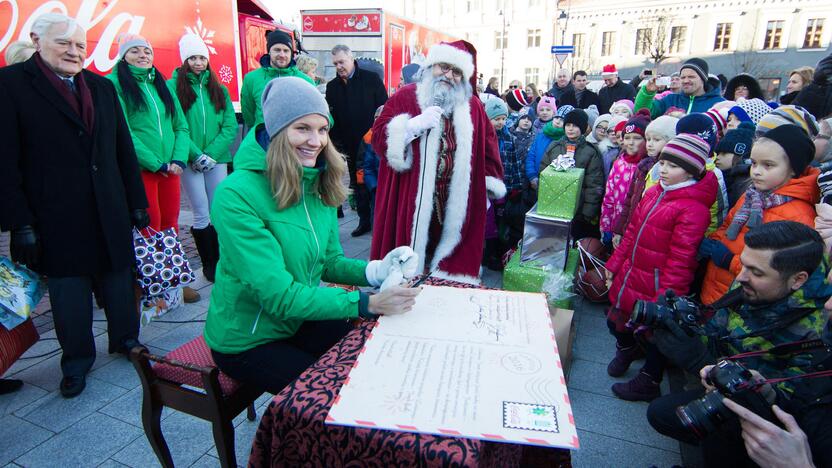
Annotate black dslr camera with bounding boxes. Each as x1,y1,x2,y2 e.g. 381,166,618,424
676,360,778,439
630,289,703,335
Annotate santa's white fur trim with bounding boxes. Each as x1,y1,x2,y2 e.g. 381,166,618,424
409,118,442,274
430,99,474,274
432,269,481,285
423,43,475,80
384,114,414,172
485,176,507,200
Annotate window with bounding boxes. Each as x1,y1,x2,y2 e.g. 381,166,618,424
528,0,541,6
525,68,540,86
601,31,615,56
714,23,732,51
669,26,687,54
762,20,784,49
804,18,824,49
572,33,586,56
527,29,541,48
494,30,508,49
635,28,652,55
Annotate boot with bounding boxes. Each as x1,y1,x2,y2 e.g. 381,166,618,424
191,226,216,282
351,185,372,237
183,286,201,303
0,379,23,395
611,371,661,402
607,344,644,377
337,206,344,219
207,224,220,279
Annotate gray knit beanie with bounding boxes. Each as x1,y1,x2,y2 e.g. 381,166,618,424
262,77,330,139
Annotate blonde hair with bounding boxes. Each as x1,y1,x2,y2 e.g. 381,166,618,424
789,66,814,88
266,130,347,210
4,41,36,65
295,54,319,76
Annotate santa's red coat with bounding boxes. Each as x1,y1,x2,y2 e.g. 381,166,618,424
370,83,505,284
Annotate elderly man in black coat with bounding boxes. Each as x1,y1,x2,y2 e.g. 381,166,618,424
326,45,388,236
0,13,149,398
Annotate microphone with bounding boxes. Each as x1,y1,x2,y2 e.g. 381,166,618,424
432,80,451,116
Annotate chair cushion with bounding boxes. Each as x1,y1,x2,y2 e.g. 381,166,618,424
153,335,240,395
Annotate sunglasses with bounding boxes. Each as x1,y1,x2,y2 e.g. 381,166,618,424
509,85,519,89
436,63,463,78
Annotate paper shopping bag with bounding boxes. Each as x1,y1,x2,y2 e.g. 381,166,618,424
133,228,194,297
0,257,46,330
0,318,39,375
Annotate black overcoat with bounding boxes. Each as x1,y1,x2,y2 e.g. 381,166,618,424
0,57,148,277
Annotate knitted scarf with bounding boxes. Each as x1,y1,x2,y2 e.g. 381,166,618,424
726,186,792,240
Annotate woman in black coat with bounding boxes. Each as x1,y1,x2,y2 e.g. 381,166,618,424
724,73,764,101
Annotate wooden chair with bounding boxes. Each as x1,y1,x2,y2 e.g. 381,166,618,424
129,336,264,467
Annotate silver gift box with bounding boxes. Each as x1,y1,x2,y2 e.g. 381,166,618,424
521,203,571,269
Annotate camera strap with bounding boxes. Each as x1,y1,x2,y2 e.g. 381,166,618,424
728,339,830,359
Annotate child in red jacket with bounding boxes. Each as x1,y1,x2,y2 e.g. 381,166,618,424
604,134,718,402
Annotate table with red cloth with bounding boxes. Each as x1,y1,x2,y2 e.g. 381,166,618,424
248,277,572,467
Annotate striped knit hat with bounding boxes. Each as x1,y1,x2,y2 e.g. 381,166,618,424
705,107,728,136
755,105,819,138
729,98,773,125
660,134,710,178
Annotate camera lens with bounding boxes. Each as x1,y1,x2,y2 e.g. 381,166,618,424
631,300,661,326
676,390,735,439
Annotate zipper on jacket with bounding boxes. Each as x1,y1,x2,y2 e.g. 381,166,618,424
142,81,164,142
199,81,206,146
302,180,321,285
614,191,666,308
251,307,263,334
687,95,694,114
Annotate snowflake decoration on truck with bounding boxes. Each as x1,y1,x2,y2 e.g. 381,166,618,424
184,17,217,55
218,65,233,84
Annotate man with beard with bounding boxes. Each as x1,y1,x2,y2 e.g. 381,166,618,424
646,221,832,466
370,41,505,284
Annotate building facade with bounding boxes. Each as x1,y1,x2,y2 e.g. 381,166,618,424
402,0,831,97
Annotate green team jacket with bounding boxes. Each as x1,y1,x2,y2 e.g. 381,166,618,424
204,125,369,354
166,69,237,164
107,65,189,172
240,57,314,129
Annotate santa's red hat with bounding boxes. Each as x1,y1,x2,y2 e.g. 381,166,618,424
601,64,618,77
423,41,476,82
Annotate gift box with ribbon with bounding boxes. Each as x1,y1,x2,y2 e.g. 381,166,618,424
538,156,584,219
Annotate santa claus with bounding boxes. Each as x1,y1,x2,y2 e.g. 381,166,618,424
370,40,506,284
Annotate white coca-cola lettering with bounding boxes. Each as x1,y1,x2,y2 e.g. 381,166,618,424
1,0,145,71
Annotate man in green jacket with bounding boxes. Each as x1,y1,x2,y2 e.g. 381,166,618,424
240,30,314,129
634,58,725,118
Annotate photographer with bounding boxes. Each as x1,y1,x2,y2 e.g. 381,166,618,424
646,221,832,466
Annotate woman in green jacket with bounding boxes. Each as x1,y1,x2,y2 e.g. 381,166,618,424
109,34,200,303
206,77,421,394
167,34,238,282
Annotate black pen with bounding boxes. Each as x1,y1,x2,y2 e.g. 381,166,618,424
411,272,432,287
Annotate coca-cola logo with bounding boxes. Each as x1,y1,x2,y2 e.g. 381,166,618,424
302,16,312,32
1,0,145,71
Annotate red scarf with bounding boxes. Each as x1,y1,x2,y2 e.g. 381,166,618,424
34,52,94,132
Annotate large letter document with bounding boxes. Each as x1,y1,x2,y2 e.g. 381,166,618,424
327,286,579,449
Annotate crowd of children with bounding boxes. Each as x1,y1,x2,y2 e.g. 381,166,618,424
481,57,832,402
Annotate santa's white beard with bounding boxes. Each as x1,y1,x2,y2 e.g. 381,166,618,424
416,74,473,116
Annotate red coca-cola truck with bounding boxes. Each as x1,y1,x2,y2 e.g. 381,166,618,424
0,0,296,108
299,8,458,95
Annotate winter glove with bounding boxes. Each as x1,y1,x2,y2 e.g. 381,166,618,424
131,209,150,230
601,231,613,248
10,225,39,269
365,246,419,290
405,106,443,139
192,154,217,173
818,164,832,204
699,238,734,269
654,318,714,374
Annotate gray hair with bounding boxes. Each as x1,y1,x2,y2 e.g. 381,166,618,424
30,13,84,41
4,40,36,65
295,54,318,74
331,44,352,56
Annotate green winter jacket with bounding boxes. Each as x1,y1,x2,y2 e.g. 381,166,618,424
166,69,237,163
240,57,315,129
204,125,369,354
107,65,190,172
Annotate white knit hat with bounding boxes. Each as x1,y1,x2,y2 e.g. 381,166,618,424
646,115,679,141
179,33,210,63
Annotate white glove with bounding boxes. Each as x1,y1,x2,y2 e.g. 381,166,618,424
192,154,217,172
405,106,443,139
365,246,419,289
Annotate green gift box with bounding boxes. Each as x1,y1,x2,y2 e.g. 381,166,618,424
538,166,584,219
504,248,578,308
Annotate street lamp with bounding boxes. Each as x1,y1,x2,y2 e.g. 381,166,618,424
499,9,507,91
551,9,569,88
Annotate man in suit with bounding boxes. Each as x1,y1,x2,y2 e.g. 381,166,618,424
0,13,149,397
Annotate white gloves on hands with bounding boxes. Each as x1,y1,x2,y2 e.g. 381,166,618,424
192,154,217,172
405,106,443,139
365,246,419,291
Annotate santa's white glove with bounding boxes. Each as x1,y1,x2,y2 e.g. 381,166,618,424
405,106,443,139
365,246,419,290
